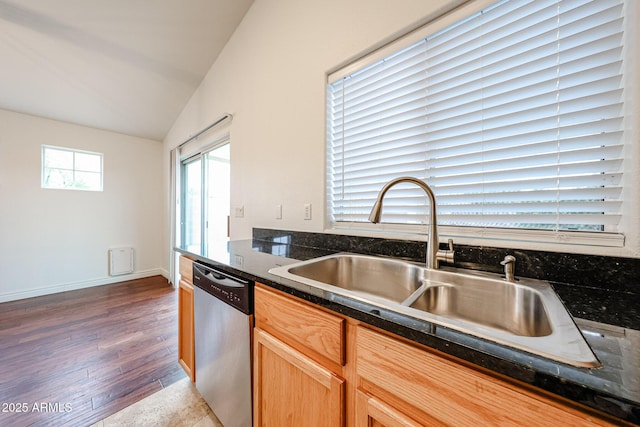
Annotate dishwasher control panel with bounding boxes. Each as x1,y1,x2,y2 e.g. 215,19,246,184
193,262,254,314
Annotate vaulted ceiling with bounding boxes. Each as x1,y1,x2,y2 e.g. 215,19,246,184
0,0,253,141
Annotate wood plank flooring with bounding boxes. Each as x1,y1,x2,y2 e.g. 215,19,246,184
0,275,186,427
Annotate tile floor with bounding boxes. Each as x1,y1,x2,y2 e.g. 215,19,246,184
89,378,223,427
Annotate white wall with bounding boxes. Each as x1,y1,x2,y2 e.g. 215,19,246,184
163,0,640,262
0,109,164,301
163,0,460,244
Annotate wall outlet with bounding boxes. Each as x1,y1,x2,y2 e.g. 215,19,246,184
234,206,244,218
304,203,312,220
275,204,282,220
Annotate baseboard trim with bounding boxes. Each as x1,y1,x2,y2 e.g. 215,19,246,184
0,269,167,303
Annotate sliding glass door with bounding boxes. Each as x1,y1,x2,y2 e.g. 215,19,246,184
181,142,230,257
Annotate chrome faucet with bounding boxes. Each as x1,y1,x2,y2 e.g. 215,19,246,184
368,176,454,269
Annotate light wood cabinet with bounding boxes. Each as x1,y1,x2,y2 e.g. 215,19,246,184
355,325,618,426
253,282,622,427
178,256,195,382
178,254,193,283
253,328,345,426
254,284,346,426
254,284,345,367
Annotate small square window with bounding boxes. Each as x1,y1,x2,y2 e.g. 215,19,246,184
42,145,103,191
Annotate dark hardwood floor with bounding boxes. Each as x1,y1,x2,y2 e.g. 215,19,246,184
0,275,186,427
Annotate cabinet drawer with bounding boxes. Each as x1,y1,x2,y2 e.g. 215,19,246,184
255,285,345,366
179,256,193,283
356,326,615,426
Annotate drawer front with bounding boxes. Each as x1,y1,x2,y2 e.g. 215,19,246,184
356,326,614,426
255,285,345,366
179,256,193,283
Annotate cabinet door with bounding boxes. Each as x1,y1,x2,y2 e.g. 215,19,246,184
178,279,195,382
253,328,345,427
356,326,616,426
355,389,438,427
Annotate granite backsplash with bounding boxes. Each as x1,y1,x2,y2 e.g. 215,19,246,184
252,228,640,330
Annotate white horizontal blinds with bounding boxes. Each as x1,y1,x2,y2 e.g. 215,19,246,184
327,0,624,232
328,40,431,224
426,0,624,230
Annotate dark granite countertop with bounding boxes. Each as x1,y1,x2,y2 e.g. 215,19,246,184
176,239,640,424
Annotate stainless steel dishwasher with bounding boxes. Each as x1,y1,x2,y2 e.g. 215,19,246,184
192,261,253,427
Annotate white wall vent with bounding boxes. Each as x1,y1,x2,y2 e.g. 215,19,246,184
109,247,134,276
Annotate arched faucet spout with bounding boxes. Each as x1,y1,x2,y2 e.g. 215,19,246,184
368,177,454,269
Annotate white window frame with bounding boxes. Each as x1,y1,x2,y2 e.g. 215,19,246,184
325,0,640,257
41,145,104,192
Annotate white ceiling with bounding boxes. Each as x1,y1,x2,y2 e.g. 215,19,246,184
0,0,253,141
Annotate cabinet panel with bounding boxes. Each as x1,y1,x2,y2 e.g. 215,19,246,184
255,285,345,366
356,326,615,426
179,255,193,283
178,279,195,382
253,328,344,427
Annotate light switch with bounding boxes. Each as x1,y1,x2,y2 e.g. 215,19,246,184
275,204,282,220
304,203,312,220
233,255,244,268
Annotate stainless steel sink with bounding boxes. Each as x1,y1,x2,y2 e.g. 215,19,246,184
287,253,424,304
409,282,552,337
269,253,600,368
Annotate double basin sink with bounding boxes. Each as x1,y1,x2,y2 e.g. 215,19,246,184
269,253,600,368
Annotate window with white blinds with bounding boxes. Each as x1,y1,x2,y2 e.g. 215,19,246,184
326,0,625,242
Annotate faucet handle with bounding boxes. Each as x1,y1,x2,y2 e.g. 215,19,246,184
445,238,454,252
437,238,455,265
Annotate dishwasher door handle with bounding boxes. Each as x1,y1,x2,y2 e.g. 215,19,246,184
204,271,244,288
194,264,248,289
